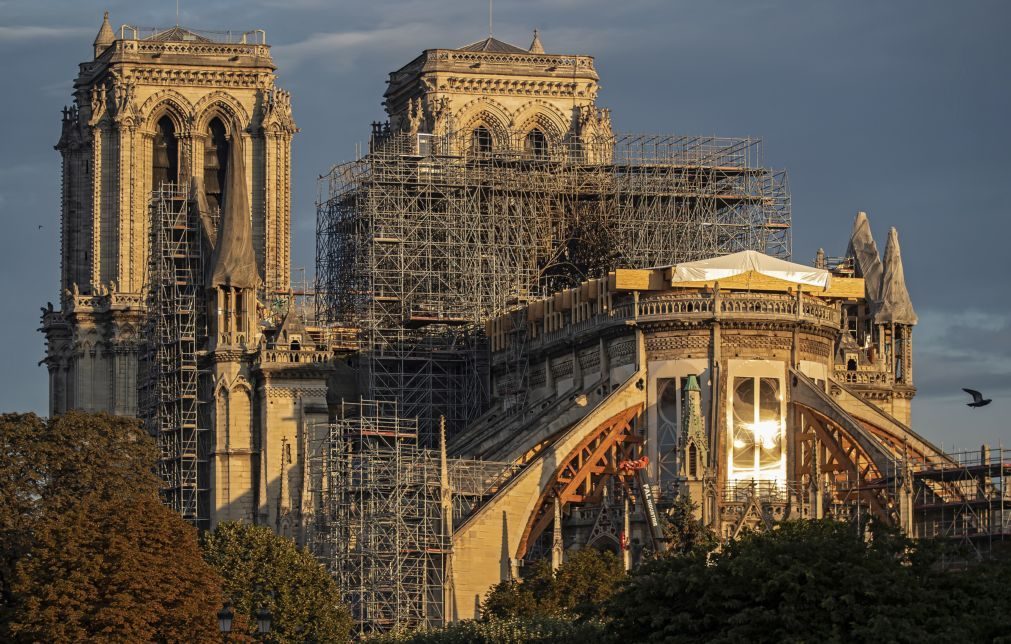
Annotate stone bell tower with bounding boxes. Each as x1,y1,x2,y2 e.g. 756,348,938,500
42,13,296,416
381,30,611,156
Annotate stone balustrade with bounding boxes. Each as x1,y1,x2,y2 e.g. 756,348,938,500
832,368,894,386
257,349,335,365
494,290,841,358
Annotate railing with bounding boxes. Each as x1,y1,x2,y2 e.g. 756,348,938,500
494,290,840,357
637,292,839,327
119,25,267,45
721,479,805,503
258,349,335,365
833,369,894,386
63,291,147,314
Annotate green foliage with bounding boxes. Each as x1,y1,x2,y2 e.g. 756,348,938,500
482,548,625,621
202,521,352,643
0,413,47,622
1,411,222,642
658,494,718,557
370,615,606,644
606,519,1011,643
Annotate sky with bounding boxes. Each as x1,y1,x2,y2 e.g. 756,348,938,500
0,0,1008,449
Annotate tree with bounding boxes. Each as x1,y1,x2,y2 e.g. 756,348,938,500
372,615,606,644
202,521,352,643
658,494,718,557
482,548,625,621
0,413,47,626
481,561,553,621
550,548,625,619
1,411,222,642
605,519,1011,643
10,488,222,642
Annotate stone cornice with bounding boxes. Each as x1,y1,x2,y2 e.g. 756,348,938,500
385,49,598,103
439,76,595,100
62,291,146,314
204,349,257,364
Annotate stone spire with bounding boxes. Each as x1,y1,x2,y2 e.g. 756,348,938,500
876,227,917,325
846,211,883,306
682,374,708,478
207,136,260,289
93,11,115,58
528,29,544,54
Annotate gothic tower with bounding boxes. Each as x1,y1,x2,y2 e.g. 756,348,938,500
42,13,296,417
381,30,612,156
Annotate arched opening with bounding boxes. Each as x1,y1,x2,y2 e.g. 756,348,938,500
204,117,229,214
471,126,492,155
588,539,620,556
290,339,301,351
847,358,857,372
152,116,178,189
688,443,698,478
525,128,548,159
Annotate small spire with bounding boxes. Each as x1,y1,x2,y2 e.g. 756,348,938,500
846,211,883,306
528,28,544,54
876,227,917,325
93,11,115,58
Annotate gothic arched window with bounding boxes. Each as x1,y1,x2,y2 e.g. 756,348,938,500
472,126,492,155
152,116,178,189
525,128,548,159
204,118,229,214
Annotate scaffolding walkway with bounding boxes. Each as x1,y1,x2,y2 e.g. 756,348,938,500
912,446,1011,556
305,399,517,637
315,130,791,444
140,182,209,528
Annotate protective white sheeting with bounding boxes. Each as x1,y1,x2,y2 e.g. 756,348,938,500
670,250,831,289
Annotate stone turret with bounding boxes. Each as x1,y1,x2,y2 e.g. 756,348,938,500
528,29,545,54
93,12,115,58
876,227,917,326
207,135,260,351
846,211,883,306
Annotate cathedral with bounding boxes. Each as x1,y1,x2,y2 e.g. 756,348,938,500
42,15,991,634
40,14,328,531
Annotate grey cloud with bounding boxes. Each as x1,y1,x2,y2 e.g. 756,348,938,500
2,1,1011,434
0,26,92,41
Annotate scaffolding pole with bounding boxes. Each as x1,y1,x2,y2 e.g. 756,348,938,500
315,130,792,444
912,445,1011,559
139,182,210,528
304,399,516,637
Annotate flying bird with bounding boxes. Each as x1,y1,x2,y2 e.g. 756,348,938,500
962,388,992,408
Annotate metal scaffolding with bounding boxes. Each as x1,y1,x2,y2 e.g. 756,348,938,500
315,130,791,443
305,399,515,637
913,445,1011,557
309,400,446,636
139,182,210,528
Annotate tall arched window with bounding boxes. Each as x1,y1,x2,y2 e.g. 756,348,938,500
204,117,229,214
152,116,178,189
472,126,492,155
216,388,229,449
525,128,548,159
230,386,252,451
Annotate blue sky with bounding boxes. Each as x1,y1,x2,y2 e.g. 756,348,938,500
0,0,1008,448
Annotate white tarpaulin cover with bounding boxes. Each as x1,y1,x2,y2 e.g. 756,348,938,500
669,250,831,289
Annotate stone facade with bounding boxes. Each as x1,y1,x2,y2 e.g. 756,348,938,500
449,232,928,619
381,33,612,156
41,15,334,533
43,15,296,418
